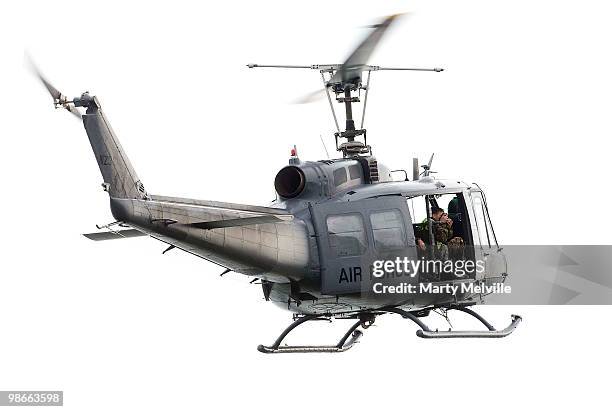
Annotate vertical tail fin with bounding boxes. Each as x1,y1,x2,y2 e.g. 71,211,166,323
26,57,147,200
80,95,148,200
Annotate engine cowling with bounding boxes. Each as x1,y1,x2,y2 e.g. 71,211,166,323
274,166,306,199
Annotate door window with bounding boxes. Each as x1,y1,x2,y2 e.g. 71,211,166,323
471,193,492,248
369,209,407,250
326,213,367,257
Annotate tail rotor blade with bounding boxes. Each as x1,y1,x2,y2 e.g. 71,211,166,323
25,52,82,119
65,104,82,119
25,52,61,101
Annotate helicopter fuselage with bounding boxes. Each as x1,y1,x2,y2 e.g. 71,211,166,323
30,11,521,350
108,154,506,317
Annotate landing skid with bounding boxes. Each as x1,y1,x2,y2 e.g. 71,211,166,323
257,314,373,354
258,306,521,353
387,306,522,339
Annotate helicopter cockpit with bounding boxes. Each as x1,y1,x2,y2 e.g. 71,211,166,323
406,187,502,280
408,193,471,245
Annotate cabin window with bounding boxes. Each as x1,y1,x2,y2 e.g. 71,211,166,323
333,167,348,186
370,209,406,250
348,164,362,180
326,213,367,257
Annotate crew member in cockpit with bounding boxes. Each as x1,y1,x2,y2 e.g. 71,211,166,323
430,206,453,244
427,206,465,261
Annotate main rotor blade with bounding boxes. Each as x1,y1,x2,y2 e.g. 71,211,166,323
246,64,340,73
332,13,405,84
247,64,313,69
292,89,326,104
375,66,444,72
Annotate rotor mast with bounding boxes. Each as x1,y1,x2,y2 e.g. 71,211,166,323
333,77,366,155
247,14,444,157
247,63,442,157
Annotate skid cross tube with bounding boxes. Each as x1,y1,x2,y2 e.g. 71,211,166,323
452,306,495,331
380,307,432,331
258,315,365,354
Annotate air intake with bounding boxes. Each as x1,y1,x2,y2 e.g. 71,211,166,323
368,158,379,183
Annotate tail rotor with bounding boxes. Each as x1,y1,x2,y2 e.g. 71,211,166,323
25,53,82,119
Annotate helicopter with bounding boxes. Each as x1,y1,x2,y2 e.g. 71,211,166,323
29,14,521,353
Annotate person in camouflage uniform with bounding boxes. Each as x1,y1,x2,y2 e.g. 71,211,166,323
447,234,465,260
415,206,466,280
431,207,453,243
432,206,465,260
416,206,453,260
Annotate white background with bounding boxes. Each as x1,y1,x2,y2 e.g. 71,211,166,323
2,0,612,410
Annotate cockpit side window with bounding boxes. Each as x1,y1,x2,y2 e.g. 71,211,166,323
471,192,495,248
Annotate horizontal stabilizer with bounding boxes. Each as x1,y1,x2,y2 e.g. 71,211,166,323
190,215,292,230
149,194,292,215
83,229,146,241
147,194,294,230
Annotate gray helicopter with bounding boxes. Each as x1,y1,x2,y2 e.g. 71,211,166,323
30,14,521,353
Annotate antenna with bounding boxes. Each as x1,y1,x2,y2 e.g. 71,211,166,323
420,153,435,177
319,134,330,159
247,14,443,158
412,158,419,180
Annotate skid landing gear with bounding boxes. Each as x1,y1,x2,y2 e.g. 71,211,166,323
258,306,521,353
383,306,522,339
257,314,374,354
